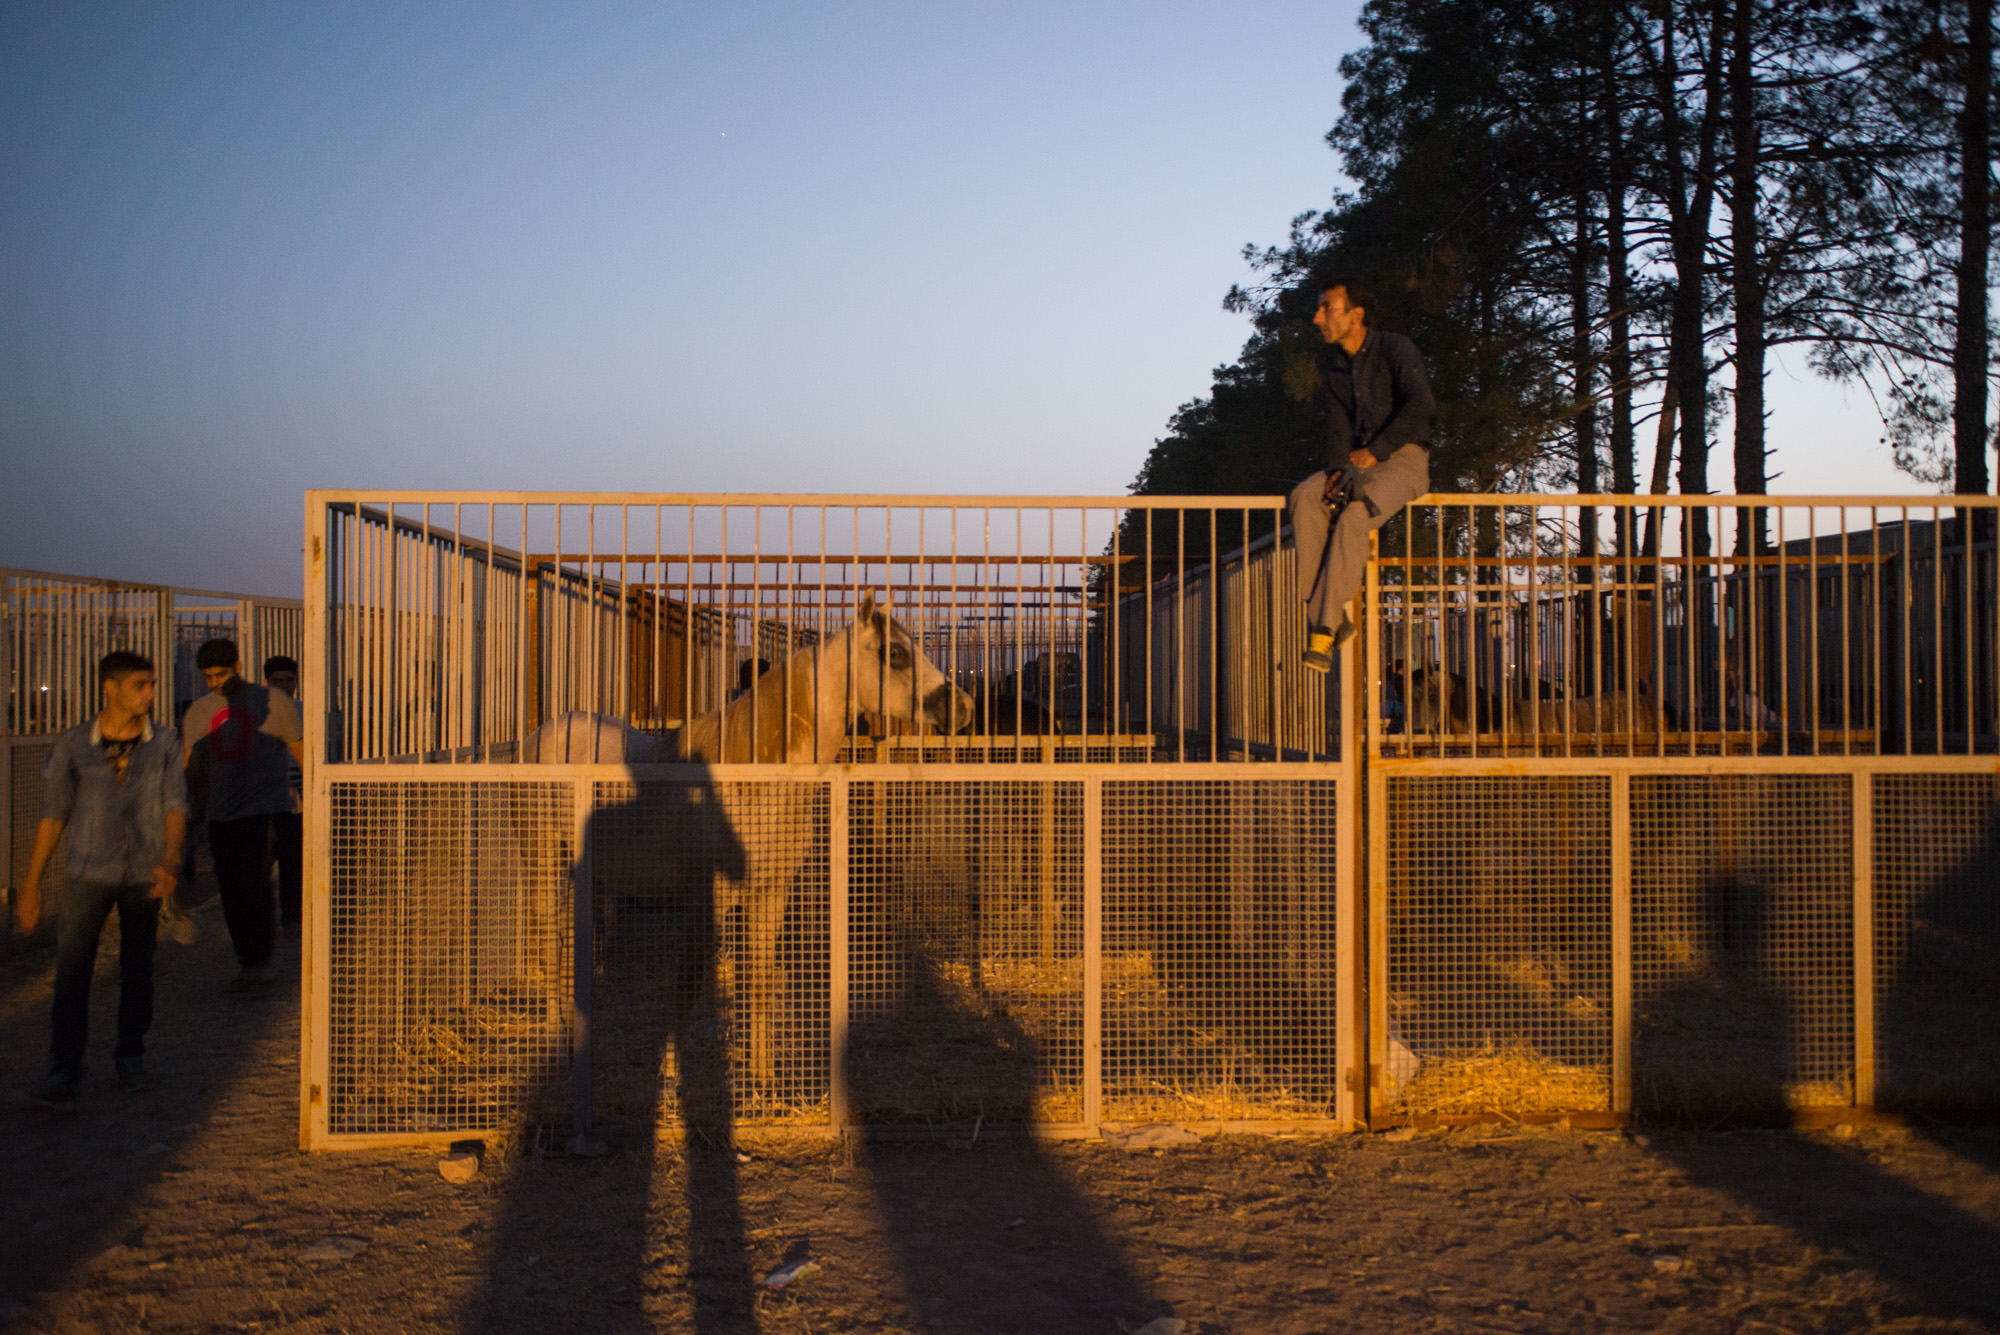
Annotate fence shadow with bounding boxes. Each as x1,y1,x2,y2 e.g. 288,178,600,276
846,943,1169,1335
467,770,753,1335
1639,868,2000,1328
1877,791,2000,1174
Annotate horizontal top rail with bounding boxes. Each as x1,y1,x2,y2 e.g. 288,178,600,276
308,490,2000,509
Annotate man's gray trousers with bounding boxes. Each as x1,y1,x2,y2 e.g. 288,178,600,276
1287,443,1431,633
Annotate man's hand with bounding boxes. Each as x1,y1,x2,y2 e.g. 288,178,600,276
149,863,178,902
1351,447,1379,469
13,882,41,935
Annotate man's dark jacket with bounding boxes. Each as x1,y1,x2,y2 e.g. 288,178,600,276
1321,330,1436,471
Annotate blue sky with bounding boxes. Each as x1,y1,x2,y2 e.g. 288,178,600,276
1,1,1911,597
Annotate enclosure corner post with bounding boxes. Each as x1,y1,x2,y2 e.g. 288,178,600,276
1852,769,1876,1108
1082,774,1104,1135
571,778,596,1141
829,776,850,1135
1610,769,1632,1118
301,494,328,1151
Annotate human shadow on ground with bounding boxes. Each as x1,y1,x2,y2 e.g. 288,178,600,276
468,772,753,1335
845,939,1171,1335
0,850,289,1309
1638,861,2000,1327
1874,786,2000,1175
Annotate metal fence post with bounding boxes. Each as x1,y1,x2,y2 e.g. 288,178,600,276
1852,770,1876,1107
1335,595,1362,1129
1082,775,1103,1133
1611,770,1632,1117
829,777,850,1134
571,777,596,1143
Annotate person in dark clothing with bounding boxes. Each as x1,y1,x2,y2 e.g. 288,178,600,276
1286,277,1436,670
262,654,303,929
17,651,187,1103
181,638,302,989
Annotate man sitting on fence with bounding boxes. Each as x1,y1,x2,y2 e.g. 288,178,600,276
182,637,302,990
16,651,187,1104
1287,276,1435,672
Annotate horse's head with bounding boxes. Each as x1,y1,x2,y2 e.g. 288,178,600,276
849,589,975,735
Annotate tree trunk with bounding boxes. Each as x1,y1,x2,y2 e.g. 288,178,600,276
1605,49,1636,562
1574,188,1600,511
1731,0,1769,555
1650,0,1728,558
1955,0,1993,498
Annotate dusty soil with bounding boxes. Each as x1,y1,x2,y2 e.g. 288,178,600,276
3,907,2000,1334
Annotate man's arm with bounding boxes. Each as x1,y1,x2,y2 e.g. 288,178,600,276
15,818,64,933
152,810,187,901
1368,335,1436,455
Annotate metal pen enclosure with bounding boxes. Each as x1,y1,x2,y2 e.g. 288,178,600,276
3,567,302,926
300,494,1360,1150
1364,497,2000,1125
300,492,2000,1150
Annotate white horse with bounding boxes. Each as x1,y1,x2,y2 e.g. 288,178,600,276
527,591,975,1088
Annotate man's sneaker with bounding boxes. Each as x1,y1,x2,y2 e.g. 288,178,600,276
1331,616,1358,650
230,963,276,992
115,1057,153,1093
1302,629,1337,673
24,1072,80,1108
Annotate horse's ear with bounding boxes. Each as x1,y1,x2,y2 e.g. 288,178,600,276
857,588,875,622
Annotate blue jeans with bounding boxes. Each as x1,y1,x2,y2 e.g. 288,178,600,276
50,880,160,1079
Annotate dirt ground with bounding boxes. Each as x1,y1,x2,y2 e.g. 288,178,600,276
4,902,2000,1335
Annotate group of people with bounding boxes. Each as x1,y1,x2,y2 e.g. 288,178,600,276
17,638,304,1105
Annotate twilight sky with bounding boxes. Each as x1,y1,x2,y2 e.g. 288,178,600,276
1,1,1912,598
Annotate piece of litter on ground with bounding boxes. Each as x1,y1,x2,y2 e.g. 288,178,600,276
1648,1253,1685,1273
763,1258,820,1289
1383,1126,1418,1143
93,1245,130,1266
438,1152,479,1183
736,1151,753,1163
1101,1125,1202,1152
1631,1133,1652,1148
1832,1123,1856,1139
298,1236,368,1262
1004,1217,1024,1230
1132,1319,1187,1335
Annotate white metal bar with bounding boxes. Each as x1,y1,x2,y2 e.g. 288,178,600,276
1610,769,1632,1116
829,776,850,1133
1852,769,1876,1106
1082,774,1103,1133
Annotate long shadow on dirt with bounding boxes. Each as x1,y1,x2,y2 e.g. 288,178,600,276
466,774,753,1335
1640,857,2000,1328
0,862,288,1308
847,945,1172,1335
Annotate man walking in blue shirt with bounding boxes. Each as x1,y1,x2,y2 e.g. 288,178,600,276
16,651,188,1104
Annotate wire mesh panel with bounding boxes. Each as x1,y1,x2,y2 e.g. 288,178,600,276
1383,776,1612,1116
1874,773,2000,1111
847,780,1083,1126
326,780,574,1135
1631,774,1853,1116
589,779,831,1129
1103,780,1338,1122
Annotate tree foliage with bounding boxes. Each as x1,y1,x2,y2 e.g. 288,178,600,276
1131,0,1997,506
